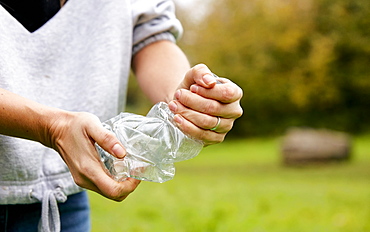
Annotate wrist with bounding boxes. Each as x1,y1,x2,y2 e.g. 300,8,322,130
31,105,70,149
0,88,70,148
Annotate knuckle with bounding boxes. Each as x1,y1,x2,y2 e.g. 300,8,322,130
110,193,127,202
112,197,126,202
238,87,244,99
202,134,225,146
198,130,209,142
104,188,123,201
216,137,225,144
221,85,237,102
214,134,225,144
107,185,136,202
224,120,234,133
177,90,190,106
204,101,219,115
77,112,99,124
236,106,244,118
226,103,243,119
207,117,217,128
79,164,91,175
193,63,208,72
178,121,190,134
191,64,211,78
199,116,215,129
101,130,116,145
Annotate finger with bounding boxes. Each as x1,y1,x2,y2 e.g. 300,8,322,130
174,89,243,119
190,80,243,104
73,152,141,201
180,64,217,90
169,101,233,133
96,176,141,202
87,118,127,159
172,114,226,145
83,134,140,200
91,176,141,202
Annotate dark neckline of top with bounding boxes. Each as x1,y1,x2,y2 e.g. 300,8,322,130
0,0,68,32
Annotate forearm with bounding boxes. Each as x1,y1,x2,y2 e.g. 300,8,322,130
131,40,190,104
0,88,62,147
0,88,140,200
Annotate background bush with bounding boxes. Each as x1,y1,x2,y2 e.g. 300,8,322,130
128,0,370,137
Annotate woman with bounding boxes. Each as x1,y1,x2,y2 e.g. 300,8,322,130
0,0,243,231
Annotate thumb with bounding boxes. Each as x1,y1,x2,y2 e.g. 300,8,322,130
182,64,217,89
90,122,126,159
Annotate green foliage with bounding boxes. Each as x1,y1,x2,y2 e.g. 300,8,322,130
89,135,370,231
175,0,370,136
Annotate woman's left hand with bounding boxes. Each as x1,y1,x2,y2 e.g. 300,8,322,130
168,64,243,146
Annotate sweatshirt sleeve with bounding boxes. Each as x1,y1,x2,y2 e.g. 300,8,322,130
131,0,183,55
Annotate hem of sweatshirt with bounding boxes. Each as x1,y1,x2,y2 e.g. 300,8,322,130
0,172,83,205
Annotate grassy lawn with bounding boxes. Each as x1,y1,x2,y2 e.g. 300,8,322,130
89,134,370,232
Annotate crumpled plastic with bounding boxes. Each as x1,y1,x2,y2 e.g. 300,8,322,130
95,102,204,183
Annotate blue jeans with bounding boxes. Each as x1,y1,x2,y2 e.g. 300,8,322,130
0,191,90,232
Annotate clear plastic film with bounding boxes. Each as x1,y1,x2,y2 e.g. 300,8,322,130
95,102,204,183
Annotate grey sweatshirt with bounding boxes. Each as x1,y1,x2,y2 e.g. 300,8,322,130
0,0,182,231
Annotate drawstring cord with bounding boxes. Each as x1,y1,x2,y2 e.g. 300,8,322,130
32,188,67,232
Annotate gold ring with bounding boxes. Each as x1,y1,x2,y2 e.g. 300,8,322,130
210,117,221,131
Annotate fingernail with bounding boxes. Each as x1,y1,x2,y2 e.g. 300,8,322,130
174,90,181,100
112,143,126,159
173,114,183,125
168,101,177,112
190,85,198,93
203,74,216,85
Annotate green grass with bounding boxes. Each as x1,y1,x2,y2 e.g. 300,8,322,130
89,134,370,232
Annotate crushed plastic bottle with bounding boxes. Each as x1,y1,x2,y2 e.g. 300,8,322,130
95,102,204,183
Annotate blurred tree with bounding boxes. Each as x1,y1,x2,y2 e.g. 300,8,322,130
175,0,370,137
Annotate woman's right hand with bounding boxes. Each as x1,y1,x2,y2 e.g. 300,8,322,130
0,88,140,202
46,110,141,202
